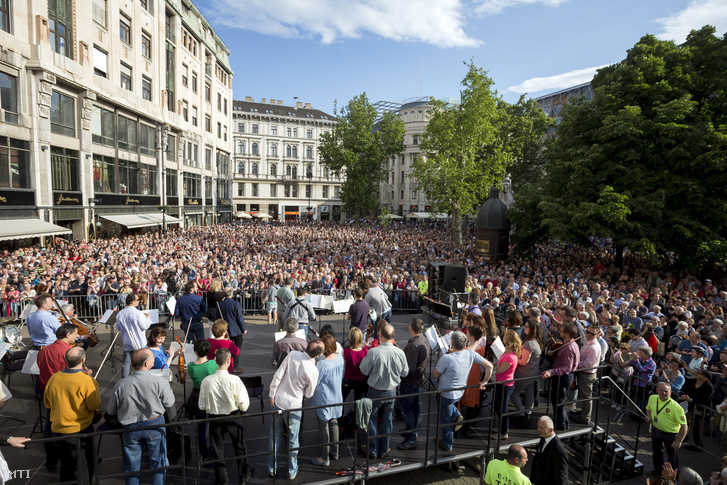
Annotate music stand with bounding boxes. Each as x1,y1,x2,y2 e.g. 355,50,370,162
99,310,121,371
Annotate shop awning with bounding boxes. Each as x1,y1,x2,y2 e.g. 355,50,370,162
252,212,272,219
100,213,182,229
236,212,252,219
407,212,448,219
0,219,73,241
387,214,403,219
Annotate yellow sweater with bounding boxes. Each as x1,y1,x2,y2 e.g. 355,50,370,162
44,369,101,434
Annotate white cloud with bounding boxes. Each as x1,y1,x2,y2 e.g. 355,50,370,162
655,0,727,44
474,0,568,16
202,0,481,48
506,65,610,95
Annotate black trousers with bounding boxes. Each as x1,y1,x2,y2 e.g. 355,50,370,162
652,428,679,471
231,335,243,368
210,415,251,484
53,423,95,485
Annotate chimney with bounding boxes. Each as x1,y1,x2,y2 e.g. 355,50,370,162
261,98,266,103
270,99,276,104
304,103,311,108
296,102,302,108
245,96,253,101
277,100,283,105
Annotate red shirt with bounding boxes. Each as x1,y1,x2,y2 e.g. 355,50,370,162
37,340,72,390
206,338,240,373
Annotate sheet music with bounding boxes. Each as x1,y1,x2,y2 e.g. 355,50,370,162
275,329,305,342
98,309,114,324
491,336,505,361
0,342,11,359
331,299,353,314
21,350,40,375
166,296,176,315
437,334,451,353
425,326,439,350
308,294,323,309
147,309,159,324
320,295,334,310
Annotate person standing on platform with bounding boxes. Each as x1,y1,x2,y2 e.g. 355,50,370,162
646,382,688,476
116,293,154,378
107,348,175,485
272,318,307,367
199,348,254,485
542,322,580,430
530,416,568,485
397,317,431,450
571,324,602,425
484,445,531,485
347,288,369,333
282,287,317,337
27,293,60,349
217,287,246,370
359,323,409,458
365,275,392,325
44,347,101,485
266,277,280,327
175,281,207,342
276,278,294,331
207,319,240,373
310,335,345,467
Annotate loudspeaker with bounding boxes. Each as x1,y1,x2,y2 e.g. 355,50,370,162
427,263,447,292
443,265,467,293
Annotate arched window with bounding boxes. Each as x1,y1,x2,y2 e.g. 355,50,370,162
251,163,258,175
252,142,259,155
305,146,313,159
238,162,245,174
286,145,292,157
286,165,292,176
291,166,298,178
270,164,277,176
323,167,329,178
238,142,245,154
270,143,277,156
292,146,298,157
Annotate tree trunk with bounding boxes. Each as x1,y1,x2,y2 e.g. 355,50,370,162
614,240,624,270
450,207,463,246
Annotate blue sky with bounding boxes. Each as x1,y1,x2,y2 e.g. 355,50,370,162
195,0,727,115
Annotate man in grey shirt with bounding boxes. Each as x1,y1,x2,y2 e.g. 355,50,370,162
283,287,317,337
276,277,295,330
359,323,408,459
107,349,175,485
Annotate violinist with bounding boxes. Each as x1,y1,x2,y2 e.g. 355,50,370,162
60,304,92,350
146,326,180,370
542,322,580,431
115,293,154,378
27,293,61,350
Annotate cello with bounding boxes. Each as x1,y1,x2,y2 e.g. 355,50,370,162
51,295,100,347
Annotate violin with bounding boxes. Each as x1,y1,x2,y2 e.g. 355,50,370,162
175,335,186,384
51,295,100,347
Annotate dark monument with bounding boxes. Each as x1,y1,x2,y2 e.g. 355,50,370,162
475,187,510,263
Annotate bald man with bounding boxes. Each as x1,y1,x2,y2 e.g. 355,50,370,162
484,444,531,485
530,416,568,485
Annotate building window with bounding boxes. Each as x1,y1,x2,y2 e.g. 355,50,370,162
286,127,291,137
203,115,210,133
167,135,176,162
217,122,221,138
251,163,258,175
183,172,201,198
292,146,298,157
251,143,258,155
182,64,188,86
238,162,244,174
118,160,139,194
237,122,244,133
293,128,298,137
224,99,227,115
165,41,175,112
322,186,328,198
307,129,313,139
91,106,114,146
49,0,73,58
51,147,79,192
139,163,157,195
0,137,31,189
334,186,340,198
237,142,245,154
166,168,177,196
182,100,188,121
92,154,114,193
401,190,404,199
91,0,106,28
270,163,277,176
252,124,259,134
252,183,258,197
119,15,131,44
270,184,277,197
305,146,313,159
50,90,75,137
413,135,419,145
204,83,211,102
192,106,197,126
117,116,137,151
217,93,221,110
142,76,152,101
305,184,311,198
120,63,132,91
270,144,277,156
286,145,291,157
191,72,197,92
205,147,212,170
139,0,152,14
93,46,107,78
139,123,156,157
237,183,244,196
141,33,151,59
0,71,19,124
271,126,277,136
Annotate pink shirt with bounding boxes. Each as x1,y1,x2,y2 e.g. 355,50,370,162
578,339,602,374
207,338,240,374
496,352,518,386
343,347,369,380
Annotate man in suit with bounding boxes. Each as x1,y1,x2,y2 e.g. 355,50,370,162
530,416,568,485
218,287,246,370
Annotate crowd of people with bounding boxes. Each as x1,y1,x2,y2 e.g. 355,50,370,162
4,220,727,484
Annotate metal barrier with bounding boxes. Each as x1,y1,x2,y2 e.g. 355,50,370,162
18,291,175,322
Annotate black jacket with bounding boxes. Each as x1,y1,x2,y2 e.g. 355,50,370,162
530,435,569,485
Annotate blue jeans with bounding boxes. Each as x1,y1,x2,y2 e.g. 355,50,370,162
550,374,574,430
122,415,167,485
398,383,421,442
437,395,459,450
182,322,204,343
268,406,302,478
368,388,396,456
381,309,392,323
494,384,515,435
122,350,134,378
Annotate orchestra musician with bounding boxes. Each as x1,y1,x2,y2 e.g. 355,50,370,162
60,303,92,350
542,322,580,431
27,293,61,350
115,293,154,378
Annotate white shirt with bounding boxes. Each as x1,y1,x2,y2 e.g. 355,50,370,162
115,305,154,352
198,370,250,415
269,351,318,410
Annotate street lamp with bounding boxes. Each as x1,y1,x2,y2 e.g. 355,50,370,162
157,122,169,236
306,164,313,222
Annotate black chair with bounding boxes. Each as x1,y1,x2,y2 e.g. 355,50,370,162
240,375,265,422
1,349,28,387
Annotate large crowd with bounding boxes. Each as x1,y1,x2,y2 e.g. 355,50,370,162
3,220,727,485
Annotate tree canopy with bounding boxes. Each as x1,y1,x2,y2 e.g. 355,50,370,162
319,94,405,219
509,26,727,269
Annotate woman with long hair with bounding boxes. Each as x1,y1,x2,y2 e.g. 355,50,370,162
342,327,369,401
511,320,544,427
494,329,521,439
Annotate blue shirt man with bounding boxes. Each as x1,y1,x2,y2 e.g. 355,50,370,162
175,281,207,343
27,294,61,348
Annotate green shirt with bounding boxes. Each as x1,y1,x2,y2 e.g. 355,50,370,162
418,280,428,296
187,359,217,389
485,459,531,485
647,395,687,434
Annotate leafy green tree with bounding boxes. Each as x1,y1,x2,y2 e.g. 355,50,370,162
509,26,727,268
414,63,552,245
319,94,405,219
